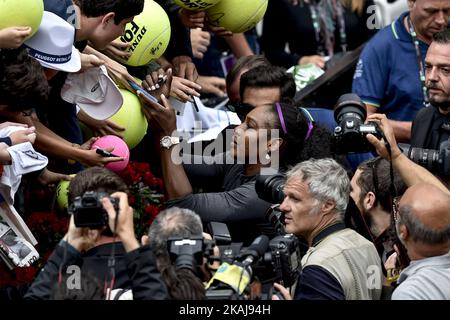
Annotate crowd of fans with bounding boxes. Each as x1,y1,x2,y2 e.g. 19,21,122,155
0,0,449,301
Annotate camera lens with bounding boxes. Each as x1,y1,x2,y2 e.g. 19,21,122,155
332,93,379,154
334,93,367,124
256,174,286,204
409,147,440,173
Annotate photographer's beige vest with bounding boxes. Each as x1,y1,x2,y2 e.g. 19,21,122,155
301,228,383,300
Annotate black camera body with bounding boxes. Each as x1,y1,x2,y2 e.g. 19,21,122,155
167,235,216,276
70,191,119,229
205,221,302,299
333,93,383,154
213,235,302,289
261,234,302,287
206,235,302,299
266,205,286,235
407,139,450,177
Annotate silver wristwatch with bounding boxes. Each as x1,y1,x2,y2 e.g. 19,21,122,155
160,136,180,149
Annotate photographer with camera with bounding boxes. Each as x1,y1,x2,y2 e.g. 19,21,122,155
25,167,168,300
349,158,408,274
366,113,450,195
144,207,219,300
272,158,382,300
350,158,407,242
410,30,450,185
364,113,450,299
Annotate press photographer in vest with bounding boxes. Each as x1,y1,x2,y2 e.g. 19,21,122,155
272,158,382,300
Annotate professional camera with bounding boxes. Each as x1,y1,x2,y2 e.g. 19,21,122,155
265,205,286,235
255,174,287,236
406,139,450,177
260,234,302,287
206,231,302,299
255,173,286,204
333,93,383,154
70,191,119,229
167,235,216,276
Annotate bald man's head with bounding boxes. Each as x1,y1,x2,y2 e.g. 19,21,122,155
398,184,450,245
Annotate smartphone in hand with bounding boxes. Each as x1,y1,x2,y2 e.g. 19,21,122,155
127,80,159,103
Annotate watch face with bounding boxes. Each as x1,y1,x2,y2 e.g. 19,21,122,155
161,136,171,148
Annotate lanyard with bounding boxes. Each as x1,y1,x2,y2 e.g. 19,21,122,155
407,16,430,108
309,0,348,57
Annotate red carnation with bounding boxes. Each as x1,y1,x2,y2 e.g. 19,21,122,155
133,162,150,174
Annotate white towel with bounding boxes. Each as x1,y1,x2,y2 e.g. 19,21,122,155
0,142,48,204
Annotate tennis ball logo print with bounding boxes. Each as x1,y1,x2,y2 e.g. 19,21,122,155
0,0,44,39
174,0,222,11
206,0,268,33
118,0,171,67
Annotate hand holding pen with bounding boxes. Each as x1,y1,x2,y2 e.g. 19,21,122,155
95,148,120,158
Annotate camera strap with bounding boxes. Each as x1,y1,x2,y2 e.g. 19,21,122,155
105,210,119,300
407,16,430,108
385,141,410,270
58,238,69,287
309,0,348,57
311,222,346,247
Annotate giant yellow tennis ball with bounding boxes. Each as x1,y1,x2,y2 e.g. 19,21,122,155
174,0,222,11
206,0,268,33
0,0,44,39
118,0,171,66
109,89,148,149
56,175,76,212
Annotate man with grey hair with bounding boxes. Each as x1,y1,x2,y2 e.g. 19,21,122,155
146,207,207,300
148,207,203,259
273,158,382,300
391,183,450,300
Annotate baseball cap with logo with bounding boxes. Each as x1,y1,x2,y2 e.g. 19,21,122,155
61,65,124,120
24,11,81,73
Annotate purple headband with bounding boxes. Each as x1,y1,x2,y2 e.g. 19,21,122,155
300,107,314,142
275,102,288,135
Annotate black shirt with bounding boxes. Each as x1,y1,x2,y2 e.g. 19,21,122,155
166,153,273,244
262,0,377,68
411,106,450,150
294,265,345,300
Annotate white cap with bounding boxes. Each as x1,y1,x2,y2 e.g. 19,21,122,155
61,65,123,120
24,11,81,73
